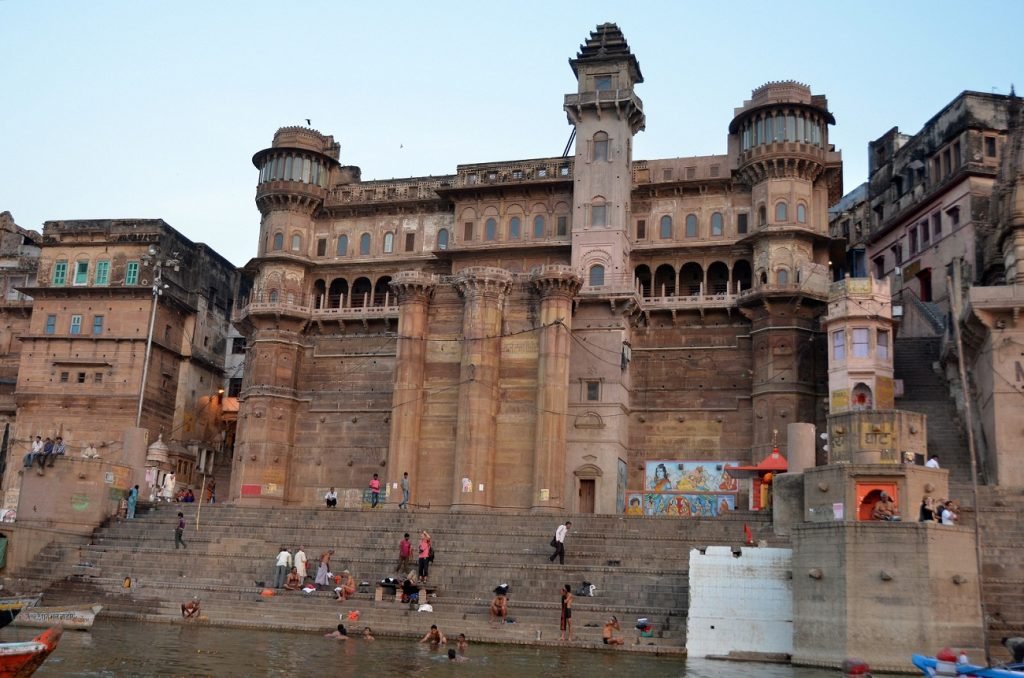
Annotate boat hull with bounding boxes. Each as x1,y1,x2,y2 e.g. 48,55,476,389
0,625,63,677
11,605,102,631
0,598,42,631
912,653,1024,677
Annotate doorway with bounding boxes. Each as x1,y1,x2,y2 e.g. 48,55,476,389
579,479,595,513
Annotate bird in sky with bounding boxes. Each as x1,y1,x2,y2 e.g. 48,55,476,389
305,118,311,126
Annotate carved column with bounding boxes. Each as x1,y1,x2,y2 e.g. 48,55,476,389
386,271,435,504
451,268,512,509
531,267,581,511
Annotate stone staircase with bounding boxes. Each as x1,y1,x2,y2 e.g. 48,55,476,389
6,504,779,650
894,336,973,491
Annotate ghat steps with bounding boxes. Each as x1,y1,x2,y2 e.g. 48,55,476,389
11,504,778,649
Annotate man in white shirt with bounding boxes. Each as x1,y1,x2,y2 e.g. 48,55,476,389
325,487,338,508
274,546,292,588
294,546,308,582
25,436,43,468
940,501,957,525
925,455,940,469
548,521,571,565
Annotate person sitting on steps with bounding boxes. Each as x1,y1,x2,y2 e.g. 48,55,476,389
602,616,624,645
871,492,900,521
489,592,508,625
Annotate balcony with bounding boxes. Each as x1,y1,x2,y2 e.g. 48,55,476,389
232,293,310,324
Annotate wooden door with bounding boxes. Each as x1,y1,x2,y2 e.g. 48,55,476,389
579,479,595,513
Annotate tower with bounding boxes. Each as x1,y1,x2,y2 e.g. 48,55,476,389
563,24,644,513
232,127,342,505
731,82,843,458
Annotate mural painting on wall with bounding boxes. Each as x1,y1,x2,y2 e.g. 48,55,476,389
616,459,627,514
624,460,739,517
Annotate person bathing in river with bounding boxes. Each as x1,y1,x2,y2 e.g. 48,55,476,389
325,624,348,640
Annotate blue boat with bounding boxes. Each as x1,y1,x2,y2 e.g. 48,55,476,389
912,653,1024,677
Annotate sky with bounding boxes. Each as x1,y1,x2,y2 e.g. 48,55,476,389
1,1,1021,267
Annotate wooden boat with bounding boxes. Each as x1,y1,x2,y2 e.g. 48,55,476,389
12,604,102,631
0,625,62,677
0,597,41,631
912,653,1024,676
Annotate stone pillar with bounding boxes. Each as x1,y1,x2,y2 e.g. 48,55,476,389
531,266,581,511
386,271,435,504
786,422,816,474
451,268,512,509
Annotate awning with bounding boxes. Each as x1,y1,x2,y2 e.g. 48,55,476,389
725,448,788,479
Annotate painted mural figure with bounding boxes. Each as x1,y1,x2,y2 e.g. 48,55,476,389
650,463,672,491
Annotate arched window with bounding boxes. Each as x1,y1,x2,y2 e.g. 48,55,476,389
685,214,698,238
796,203,807,224
659,215,672,239
485,218,497,241
272,233,284,251
337,234,348,256
711,212,724,236
359,233,371,255
509,217,521,240
291,234,302,251
758,206,767,226
437,228,449,250
775,202,788,223
268,289,279,303
383,232,394,253
593,132,609,162
589,264,605,287
777,269,789,285
533,215,545,238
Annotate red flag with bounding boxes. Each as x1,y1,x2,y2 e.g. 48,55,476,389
743,523,754,545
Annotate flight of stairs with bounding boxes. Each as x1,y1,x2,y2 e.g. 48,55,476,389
7,503,778,651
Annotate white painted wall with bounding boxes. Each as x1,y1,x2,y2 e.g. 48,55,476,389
686,546,793,658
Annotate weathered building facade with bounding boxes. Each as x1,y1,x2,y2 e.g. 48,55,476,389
232,24,843,512
2,219,238,504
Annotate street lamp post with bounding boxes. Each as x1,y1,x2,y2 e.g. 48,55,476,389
135,246,181,428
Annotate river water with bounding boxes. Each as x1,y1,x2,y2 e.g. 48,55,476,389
2,619,901,677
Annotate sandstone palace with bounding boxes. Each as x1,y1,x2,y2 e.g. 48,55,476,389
230,24,844,513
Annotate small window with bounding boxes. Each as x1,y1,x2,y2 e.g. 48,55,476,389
796,204,807,224
77,372,86,384
591,205,607,227
45,314,57,335
383,232,394,253
891,244,903,266
60,371,69,383
758,206,767,226
70,314,82,335
873,256,886,279
934,212,944,237
359,233,371,255
659,215,672,239
534,216,545,238
777,269,788,285
74,261,89,285
775,202,788,223
921,220,930,245
852,328,870,358
405,233,415,252
92,315,104,335
485,218,497,241
291,234,301,251
662,168,673,181
268,290,279,303
228,377,243,397
737,213,748,234
593,132,609,162
589,264,605,287
537,168,548,178
337,235,348,256
464,222,474,241
438,229,450,250
909,226,919,254
125,261,139,285
710,212,724,236
94,260,110,285
832,330,846,361
877,330,890,360
685,214,698,238
511,169,523,180
559,166,570,176
985,136,997,158
232,337,246,354
52,260,68,286
509,217,521,240
557,216,568,236
594,75,612,91
316,239,327,256
585,380,601,402
94,372,103,383
272,233,284,251
636,219,646,239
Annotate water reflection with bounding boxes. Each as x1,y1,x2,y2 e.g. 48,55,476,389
0,620,897,677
